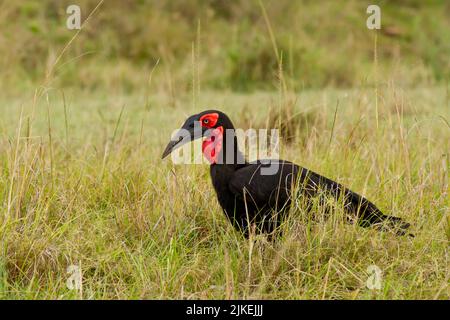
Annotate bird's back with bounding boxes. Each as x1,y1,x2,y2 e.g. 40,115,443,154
210,160,300,234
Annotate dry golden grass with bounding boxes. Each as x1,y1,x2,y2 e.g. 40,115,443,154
0,86,448,299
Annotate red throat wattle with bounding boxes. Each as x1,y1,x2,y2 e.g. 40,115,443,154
202,126,223,164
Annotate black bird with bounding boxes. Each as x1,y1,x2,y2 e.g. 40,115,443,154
162,110,411,237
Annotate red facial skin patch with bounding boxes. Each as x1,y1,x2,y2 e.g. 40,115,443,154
202,126,223,164
199,113,219,128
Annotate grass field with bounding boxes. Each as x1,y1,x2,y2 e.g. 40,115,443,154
0,85,448,299
0,0,449,300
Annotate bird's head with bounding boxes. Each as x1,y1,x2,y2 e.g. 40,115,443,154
161,110,234,163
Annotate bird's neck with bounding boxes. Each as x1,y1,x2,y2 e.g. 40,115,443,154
202,126,246,170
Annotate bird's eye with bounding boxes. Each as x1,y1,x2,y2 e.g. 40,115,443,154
203,119,209,124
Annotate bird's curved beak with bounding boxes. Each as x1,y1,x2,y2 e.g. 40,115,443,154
161,116,207,159
161,135,185,159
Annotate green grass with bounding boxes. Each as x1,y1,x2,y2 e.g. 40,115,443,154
0,86,448,299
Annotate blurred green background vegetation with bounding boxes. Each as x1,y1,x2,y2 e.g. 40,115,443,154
1,0,449,95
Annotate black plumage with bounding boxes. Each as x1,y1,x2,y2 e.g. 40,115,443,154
162,110,411,237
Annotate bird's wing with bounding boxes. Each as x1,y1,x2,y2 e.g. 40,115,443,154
229,159,411,235
228,160,299,210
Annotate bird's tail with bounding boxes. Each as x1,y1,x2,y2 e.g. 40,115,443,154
300,169,413,236
344,189,413,236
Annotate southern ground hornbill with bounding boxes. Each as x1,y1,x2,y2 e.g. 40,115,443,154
162,110,411,237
